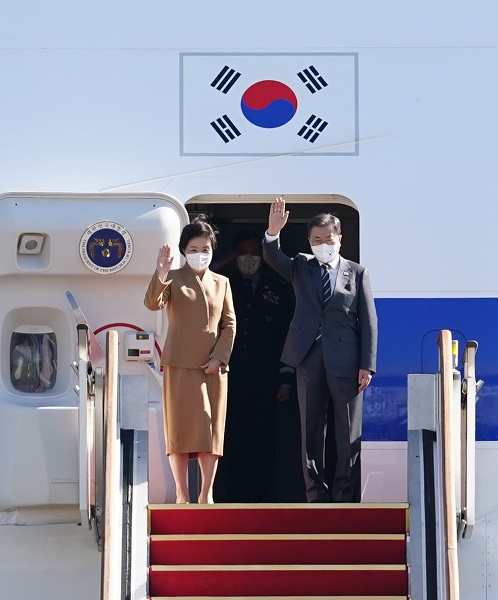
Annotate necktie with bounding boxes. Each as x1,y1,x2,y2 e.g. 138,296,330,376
244,278,254,294
322,264,332,304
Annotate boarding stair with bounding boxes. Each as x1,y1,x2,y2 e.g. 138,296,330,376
148,502,409,599
88,328,478,600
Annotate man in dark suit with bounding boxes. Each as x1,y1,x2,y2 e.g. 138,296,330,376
263,198,378,503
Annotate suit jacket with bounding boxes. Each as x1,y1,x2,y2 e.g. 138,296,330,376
144,264,236,368
263,238,377,377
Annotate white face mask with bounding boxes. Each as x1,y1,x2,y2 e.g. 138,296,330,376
311,243,340,264
185,251,212,272
236,254,262,276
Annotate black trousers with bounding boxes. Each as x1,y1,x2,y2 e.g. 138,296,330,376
296,338,363,503
214,383,276,503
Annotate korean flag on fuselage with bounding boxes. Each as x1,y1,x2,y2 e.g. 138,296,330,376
180,52,359,156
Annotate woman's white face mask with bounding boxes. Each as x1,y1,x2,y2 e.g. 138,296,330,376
310,243,340,264
236,254,262,276
186,251,212,272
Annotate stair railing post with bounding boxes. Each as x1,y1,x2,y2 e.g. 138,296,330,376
438,330,460,600
101,330,122,600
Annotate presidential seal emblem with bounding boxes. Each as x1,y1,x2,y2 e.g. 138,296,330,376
80,221,133,274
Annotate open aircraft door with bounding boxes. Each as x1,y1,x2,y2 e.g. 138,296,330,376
0,192,188,527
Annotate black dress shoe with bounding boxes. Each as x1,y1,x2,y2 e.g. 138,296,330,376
308,491,330,503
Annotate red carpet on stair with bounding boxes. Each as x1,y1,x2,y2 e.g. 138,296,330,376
148,503,409,598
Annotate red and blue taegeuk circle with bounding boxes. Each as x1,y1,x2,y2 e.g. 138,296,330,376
241,80,298,128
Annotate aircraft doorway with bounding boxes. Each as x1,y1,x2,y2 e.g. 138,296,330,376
185,194,360,503
185,194,360,266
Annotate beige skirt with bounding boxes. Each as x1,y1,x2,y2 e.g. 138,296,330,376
162,366,228,457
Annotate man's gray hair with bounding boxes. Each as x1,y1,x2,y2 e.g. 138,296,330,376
307,213,342,237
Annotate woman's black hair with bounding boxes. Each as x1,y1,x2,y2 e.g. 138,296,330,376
179,214,218,255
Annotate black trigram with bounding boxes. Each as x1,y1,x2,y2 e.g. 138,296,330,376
297,115,328,143
210,66,241,94
210,114,241,143
297,65,328,93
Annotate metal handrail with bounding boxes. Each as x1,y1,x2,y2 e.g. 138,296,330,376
461,341,479,539
75,322,105,547
438,330,460,600
77,324,93,530
93,366,105,549
101,330,121,600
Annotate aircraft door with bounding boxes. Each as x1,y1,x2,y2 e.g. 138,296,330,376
0,192,188,517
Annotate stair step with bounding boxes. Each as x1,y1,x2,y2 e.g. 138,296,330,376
150,533,406,565
149,564,408,597
150,597,409,600
149,503,409,536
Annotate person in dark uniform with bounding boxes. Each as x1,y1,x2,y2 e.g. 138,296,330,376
213,230,300,502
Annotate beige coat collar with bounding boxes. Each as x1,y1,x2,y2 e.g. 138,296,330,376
180,263,220,322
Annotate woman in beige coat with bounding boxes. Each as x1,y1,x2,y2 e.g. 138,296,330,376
144,216,236,504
